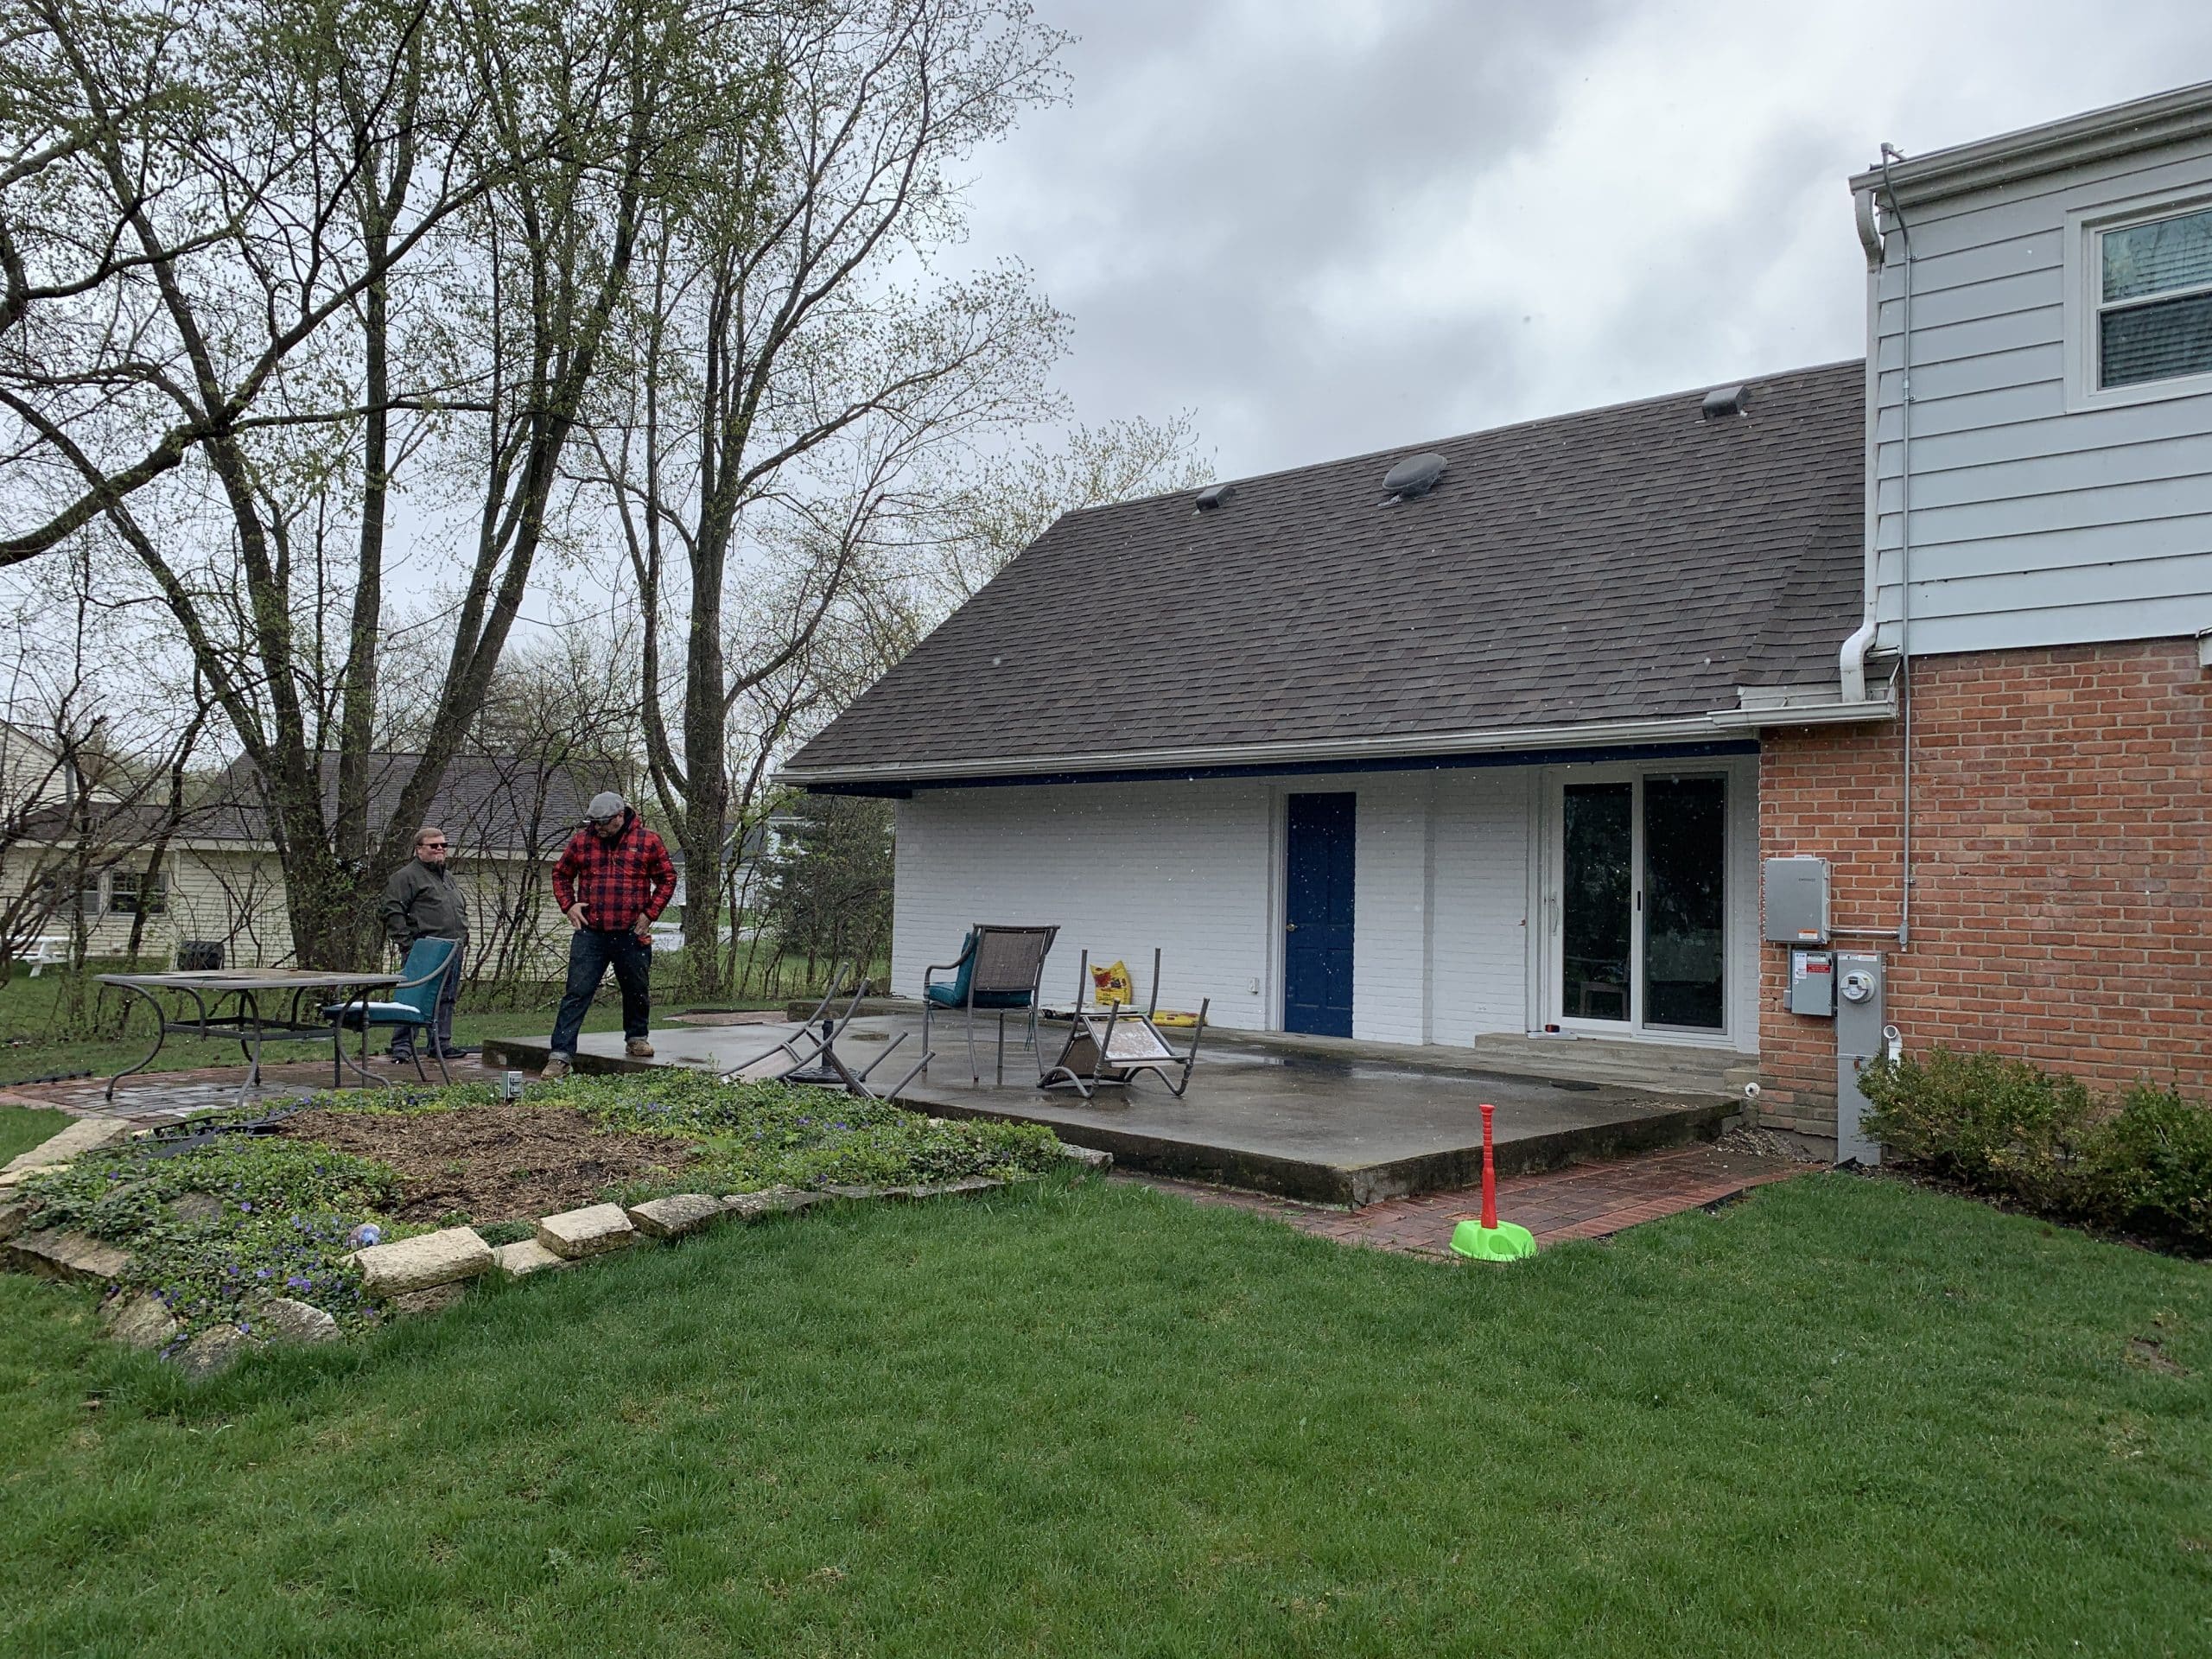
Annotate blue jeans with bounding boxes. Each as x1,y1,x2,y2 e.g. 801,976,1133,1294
549,928,652,1058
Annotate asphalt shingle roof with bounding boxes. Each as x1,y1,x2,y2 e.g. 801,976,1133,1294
193,753,594,856
786,360,1866,783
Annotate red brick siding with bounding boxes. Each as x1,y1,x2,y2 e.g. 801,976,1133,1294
1758,638,2212,1141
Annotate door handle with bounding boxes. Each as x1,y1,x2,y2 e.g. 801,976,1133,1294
1285,922,1298,931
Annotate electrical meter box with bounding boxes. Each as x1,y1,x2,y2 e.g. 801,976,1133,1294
1763,855,1830,944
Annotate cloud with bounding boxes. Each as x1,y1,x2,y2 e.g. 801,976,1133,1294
957,0,2212,479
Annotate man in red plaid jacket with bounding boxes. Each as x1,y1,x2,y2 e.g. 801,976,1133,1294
540,791,678,1078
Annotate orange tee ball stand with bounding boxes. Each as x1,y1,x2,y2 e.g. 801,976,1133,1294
1449,1103,1536,1262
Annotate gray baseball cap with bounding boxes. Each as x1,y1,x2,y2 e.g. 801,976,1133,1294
585,791,626,822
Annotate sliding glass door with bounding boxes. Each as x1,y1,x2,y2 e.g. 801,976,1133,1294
1551,772,1726,1035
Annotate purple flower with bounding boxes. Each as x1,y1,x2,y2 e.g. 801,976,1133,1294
255,1267,272,1280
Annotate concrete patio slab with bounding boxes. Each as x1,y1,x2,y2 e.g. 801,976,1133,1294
486,1014,1741,1206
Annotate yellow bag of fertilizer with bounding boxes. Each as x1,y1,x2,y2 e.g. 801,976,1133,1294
1090,959,1133,1006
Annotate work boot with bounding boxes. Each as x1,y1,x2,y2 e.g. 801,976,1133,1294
540,1056,571,1081
626,1038,655,1058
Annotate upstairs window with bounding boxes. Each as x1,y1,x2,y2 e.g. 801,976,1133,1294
2097,204,2212,389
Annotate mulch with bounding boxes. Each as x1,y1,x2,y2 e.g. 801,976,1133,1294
274,1103,699,1224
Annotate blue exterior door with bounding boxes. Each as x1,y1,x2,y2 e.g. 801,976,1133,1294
1283,792,1356,1037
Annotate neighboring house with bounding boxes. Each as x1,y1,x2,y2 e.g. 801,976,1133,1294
781,80,2212,1151
7,752,591,975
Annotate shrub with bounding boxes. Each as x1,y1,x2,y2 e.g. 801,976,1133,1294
2077,1084,2212,1252
1857,1047,2093,1211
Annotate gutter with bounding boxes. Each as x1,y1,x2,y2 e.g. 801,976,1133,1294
1846,79,2212,209
779,694,1898,790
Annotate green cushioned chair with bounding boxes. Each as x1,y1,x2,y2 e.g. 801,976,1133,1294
325,936,460,1086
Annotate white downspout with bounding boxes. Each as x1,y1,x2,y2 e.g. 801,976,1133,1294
1842,185,1885,705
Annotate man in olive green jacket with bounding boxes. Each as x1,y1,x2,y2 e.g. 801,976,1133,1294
380,826,469,1063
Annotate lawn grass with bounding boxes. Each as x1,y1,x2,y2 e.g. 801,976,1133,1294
0,1173,2206,1656
0,1103,69,1162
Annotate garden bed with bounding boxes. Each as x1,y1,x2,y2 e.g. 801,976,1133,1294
271,1103,692,1224
0,1073,1089,1371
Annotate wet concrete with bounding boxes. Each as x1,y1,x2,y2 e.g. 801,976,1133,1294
486,1013,1737,1205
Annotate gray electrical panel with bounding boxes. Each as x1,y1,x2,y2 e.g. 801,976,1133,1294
1834,950,1886,1166
1787,948,1834,1016
1763,855,1830,944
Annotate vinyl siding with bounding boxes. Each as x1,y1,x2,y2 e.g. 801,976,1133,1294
3,846,566,973
1869,131,2212,655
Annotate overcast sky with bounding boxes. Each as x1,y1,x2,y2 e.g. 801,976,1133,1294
950,0,2212,482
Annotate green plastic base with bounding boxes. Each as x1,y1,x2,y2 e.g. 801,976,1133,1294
1449,1218,1537,1262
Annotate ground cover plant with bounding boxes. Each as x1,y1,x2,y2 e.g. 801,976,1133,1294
8,1077,1066,1345
18,1137,398,1338
1861,1048,2212,1252
0,1173,2205,1656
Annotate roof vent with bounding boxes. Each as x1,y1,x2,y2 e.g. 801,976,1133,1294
1193,482,1236,512
1381,452,1447,503
1701,384,1751,419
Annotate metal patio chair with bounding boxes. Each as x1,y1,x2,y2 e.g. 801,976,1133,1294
1039,947,1210,1102
719,965,930,1101
323,936,461,1088
922,924,1058,1084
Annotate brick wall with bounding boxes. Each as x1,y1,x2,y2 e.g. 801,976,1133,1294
1758,638,2212,1141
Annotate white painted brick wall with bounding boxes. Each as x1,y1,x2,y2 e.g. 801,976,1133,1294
1430,769,1532,1043
893,781,1274,1029
1347,774,1430,1045
889,759,1757,1053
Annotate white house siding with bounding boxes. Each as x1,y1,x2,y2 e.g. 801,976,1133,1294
1869,132,2212,655
1429,769,1535,1046
1348,774,1432,1045
892,779,1277,1029
3,845,566,973
890,759,1755,1052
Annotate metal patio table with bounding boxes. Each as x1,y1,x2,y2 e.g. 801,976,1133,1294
97,968,403,1103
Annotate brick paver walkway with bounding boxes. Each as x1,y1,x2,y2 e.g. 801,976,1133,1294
1122,1143,1810,1256
0,1055,510,1128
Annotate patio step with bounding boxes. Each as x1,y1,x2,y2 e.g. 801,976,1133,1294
1466,1033,1758,1099
1201,1027,1753,1101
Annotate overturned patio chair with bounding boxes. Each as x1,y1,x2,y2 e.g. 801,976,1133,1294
324,935,461,1089
719,966,930,1101
1039,947,1209,1102
921,924,1058,1085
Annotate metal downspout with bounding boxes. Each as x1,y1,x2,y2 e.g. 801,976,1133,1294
1842,187,1885,705
1881,149,1914,951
